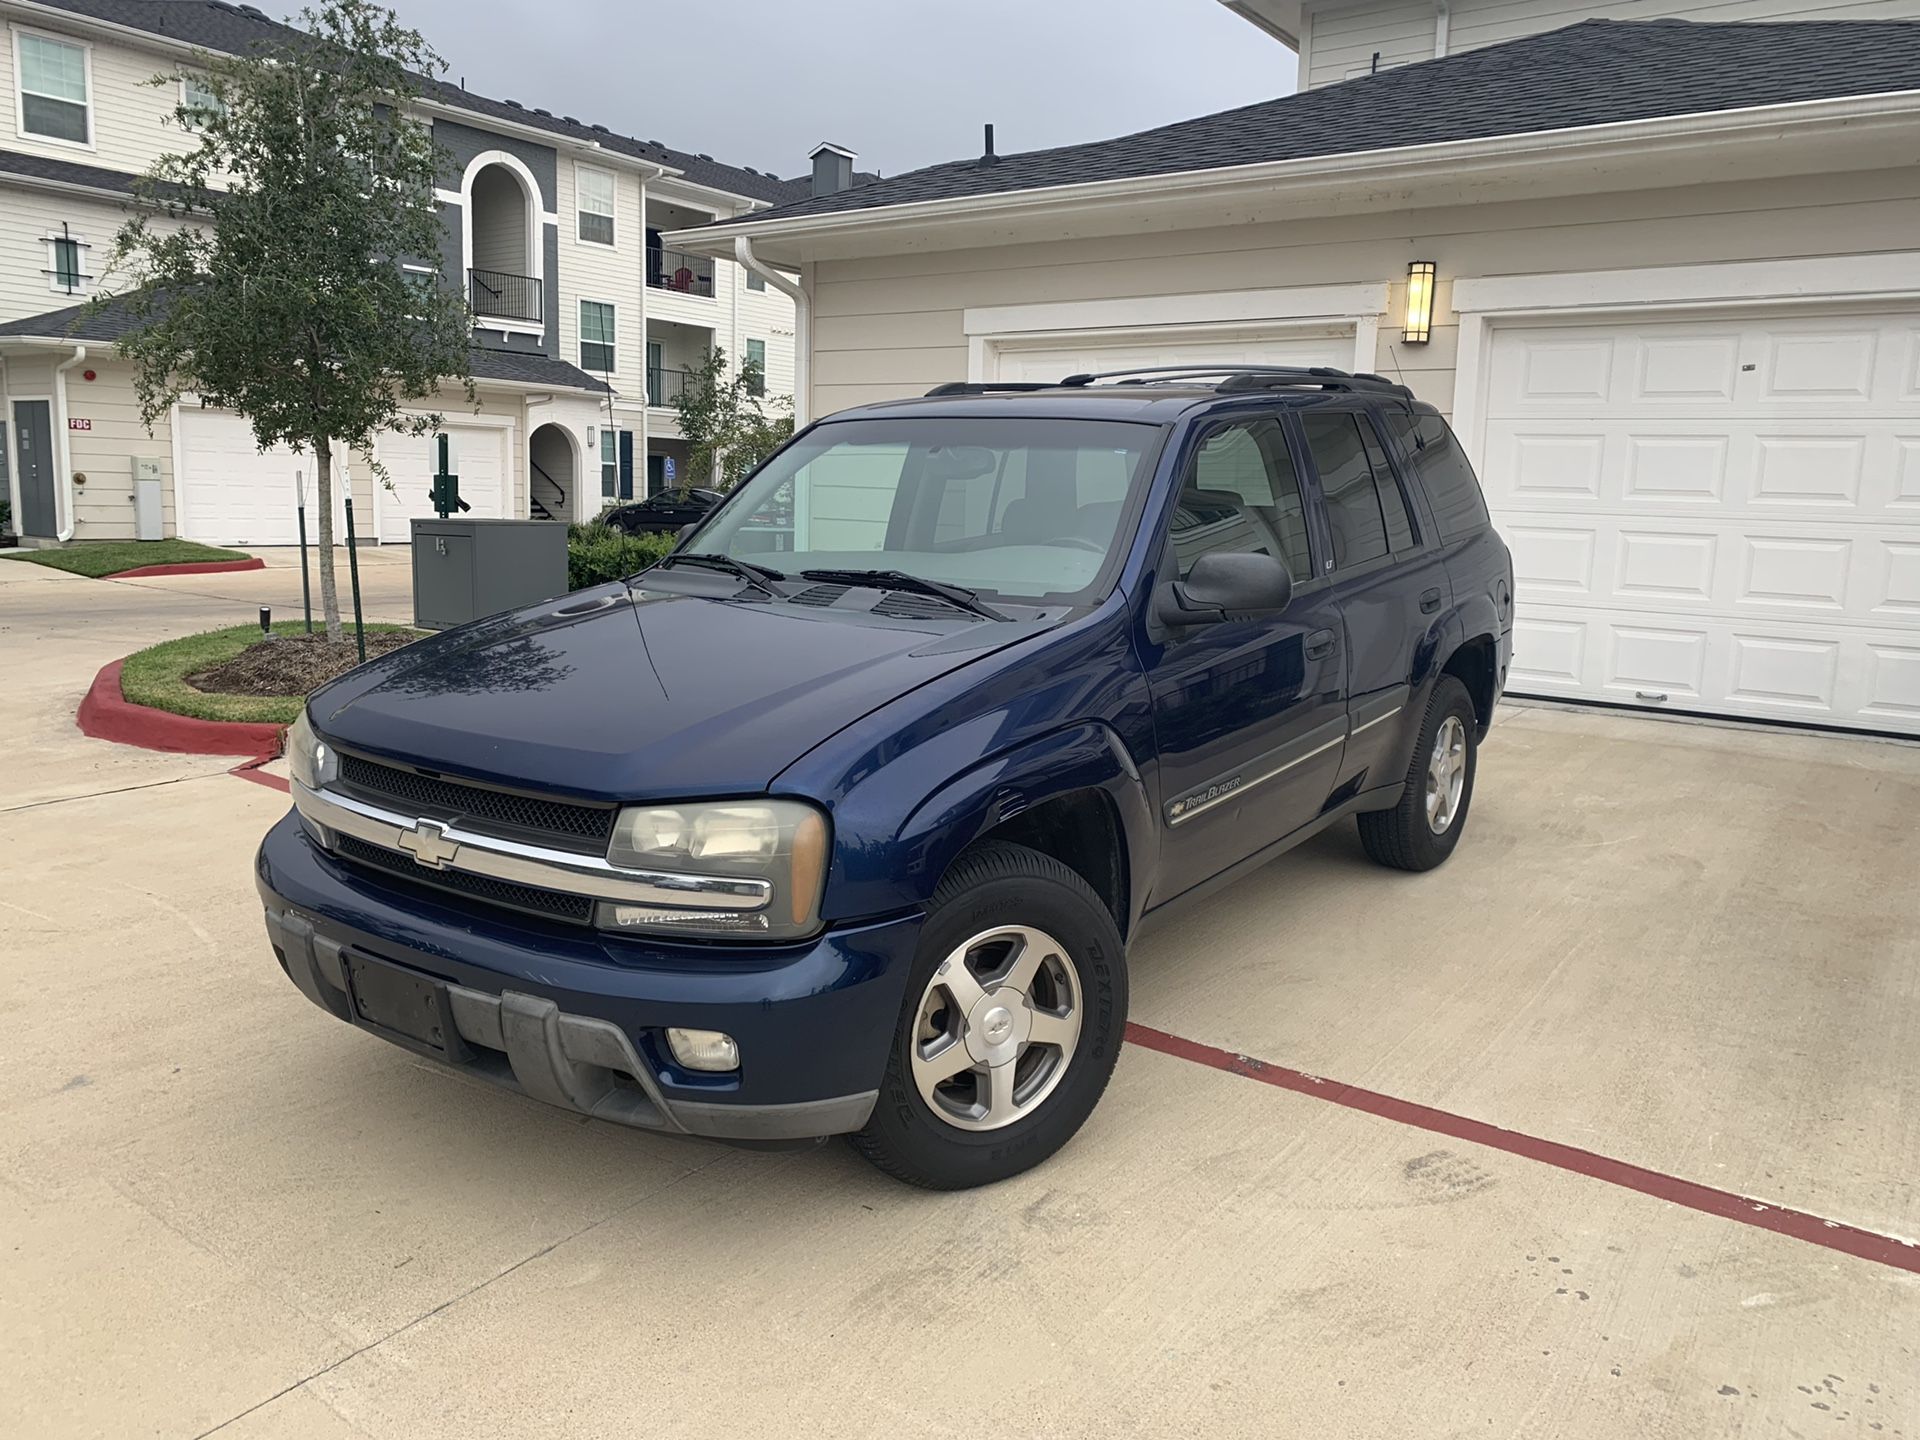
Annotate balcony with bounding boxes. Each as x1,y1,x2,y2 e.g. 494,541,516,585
468,267,541,324
647,365,693,407
646,247,715,298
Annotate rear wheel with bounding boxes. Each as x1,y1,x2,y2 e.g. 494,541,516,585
850,841,1126,1189
1357,674,1478,872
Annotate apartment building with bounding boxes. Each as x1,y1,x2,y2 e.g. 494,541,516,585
0,0,823,546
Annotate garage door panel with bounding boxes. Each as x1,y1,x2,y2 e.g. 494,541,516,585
1486,308,1920,735
177,409,341,547
990,330,1353,386
376,424,507,543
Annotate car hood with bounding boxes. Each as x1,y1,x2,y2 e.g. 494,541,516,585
307,581,1032,801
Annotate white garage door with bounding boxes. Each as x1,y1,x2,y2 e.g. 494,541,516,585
992,330,1355,384
375,424,508,543
1482,310,1920,736
176,408,337,546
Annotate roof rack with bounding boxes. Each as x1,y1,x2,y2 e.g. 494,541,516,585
921,365,1414,401
1061,364,1411,396
923,381,1060,397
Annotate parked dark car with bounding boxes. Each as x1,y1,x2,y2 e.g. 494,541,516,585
260,366,1512,1189
601,487,725,536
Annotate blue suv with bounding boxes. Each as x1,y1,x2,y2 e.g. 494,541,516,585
259,365,1512,1189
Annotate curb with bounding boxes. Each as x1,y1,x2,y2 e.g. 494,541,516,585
77,658,286,758
108,557,265,579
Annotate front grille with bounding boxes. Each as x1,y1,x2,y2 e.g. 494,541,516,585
337,753,615,850
334,834,595,925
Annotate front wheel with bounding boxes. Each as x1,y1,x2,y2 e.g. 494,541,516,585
1357,674,1479,872
849,841,1127,1189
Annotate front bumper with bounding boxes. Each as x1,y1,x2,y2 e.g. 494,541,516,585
257,814,920,1143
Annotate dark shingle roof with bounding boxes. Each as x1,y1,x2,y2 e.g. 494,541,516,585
0,146,139,194
32,0,808,206
713,19,1920,229
0,293,608,391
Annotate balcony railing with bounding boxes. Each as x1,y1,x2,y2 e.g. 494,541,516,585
468,267,542,324
646,247,715,298
648,366,693,407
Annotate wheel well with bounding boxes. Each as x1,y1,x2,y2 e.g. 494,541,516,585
969,789,1129,936
1443,636,1498,737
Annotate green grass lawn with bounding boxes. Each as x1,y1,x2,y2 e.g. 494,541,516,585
120,621,420,725
4,539,251,578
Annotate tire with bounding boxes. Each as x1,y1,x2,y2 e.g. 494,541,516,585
849,841,1127,1189
1357,674,1478,873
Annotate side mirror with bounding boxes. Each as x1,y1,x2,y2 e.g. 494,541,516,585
676,523,696,543
1154,550,1294,628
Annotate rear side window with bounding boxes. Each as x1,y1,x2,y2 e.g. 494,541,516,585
1300,413,1399,570
1386,411,1491,544
1357,414,1416,551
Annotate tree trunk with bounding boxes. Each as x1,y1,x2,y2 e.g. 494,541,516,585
312,439,344,643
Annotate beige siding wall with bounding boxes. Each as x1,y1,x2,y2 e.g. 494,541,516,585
557,159,645,399
808,168,1920,422
0,185,131,324
65,357,171,540
1,19,199,174
1302,0,1920,88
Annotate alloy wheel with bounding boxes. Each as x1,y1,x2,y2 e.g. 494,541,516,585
909,925,1083,1132
1426,714,1467,834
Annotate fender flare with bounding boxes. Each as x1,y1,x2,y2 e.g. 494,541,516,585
893,722,1156,934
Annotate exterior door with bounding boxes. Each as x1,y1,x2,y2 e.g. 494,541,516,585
12,401,56,539
1141,414,1348,905
1297,408,1451,790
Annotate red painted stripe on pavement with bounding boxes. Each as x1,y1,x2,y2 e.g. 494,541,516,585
1124,1021,1920,1276
229,757,291,793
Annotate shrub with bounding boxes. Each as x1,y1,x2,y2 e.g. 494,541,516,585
566,523,674,591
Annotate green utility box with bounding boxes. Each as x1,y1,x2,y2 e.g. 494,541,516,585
411,518,567,631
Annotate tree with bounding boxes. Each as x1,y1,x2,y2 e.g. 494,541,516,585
102,0,472,641
670,346,794,490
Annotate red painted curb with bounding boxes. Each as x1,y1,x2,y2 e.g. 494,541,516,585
77,658,286,758
1125,1022,1920,1276
108,557,265,578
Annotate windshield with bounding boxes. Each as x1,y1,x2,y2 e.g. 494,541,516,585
685,417,1161,604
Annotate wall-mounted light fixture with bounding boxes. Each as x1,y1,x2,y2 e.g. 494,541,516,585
1404,261,1436,344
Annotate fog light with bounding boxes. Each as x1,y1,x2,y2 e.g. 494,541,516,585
666,1027,739,1073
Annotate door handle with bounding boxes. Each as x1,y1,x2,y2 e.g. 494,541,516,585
1419,588,1444,614
1305,629,1337,661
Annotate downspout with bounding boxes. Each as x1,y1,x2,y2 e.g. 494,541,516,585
733,234,810,426
52,344,85,541
1434,0,1450,58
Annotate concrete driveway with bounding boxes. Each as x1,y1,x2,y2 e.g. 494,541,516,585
2,558,1916,1439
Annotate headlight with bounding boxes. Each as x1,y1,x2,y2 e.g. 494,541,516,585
285,709,338,792
599,799,829,940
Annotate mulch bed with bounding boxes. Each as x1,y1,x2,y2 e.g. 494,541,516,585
188,631,420,698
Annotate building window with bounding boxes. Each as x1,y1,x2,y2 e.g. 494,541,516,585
18,32,91,145
576,165,615,245
744,338,766,396
44,228,89,294
601,428,618,498
746,269,767,292
579,300,615,372
181,74,225,128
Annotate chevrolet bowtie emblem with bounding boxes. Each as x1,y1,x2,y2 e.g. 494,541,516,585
396,819,460,870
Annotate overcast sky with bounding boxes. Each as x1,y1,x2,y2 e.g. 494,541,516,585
383,0,1295,181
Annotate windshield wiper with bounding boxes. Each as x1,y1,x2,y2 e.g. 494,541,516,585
799,568,1009,621
654,552,786,598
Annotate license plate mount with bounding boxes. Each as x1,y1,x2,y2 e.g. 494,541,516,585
344,953,465,1059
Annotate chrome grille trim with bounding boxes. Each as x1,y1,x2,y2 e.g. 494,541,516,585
292,781,771,910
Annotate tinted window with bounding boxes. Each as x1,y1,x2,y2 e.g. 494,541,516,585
1170,418,1312,581
1386,411,1491,544
1358,413,1416,551
1300,414,1390,570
